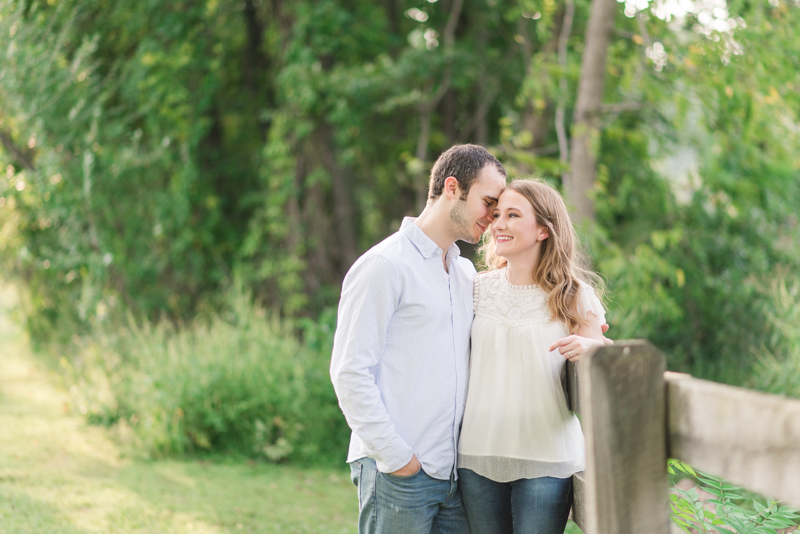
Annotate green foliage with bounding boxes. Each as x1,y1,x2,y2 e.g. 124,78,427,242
61,288,349,464
1,0,799,387
750,277,800,399
576,0,800,382
668,460,800,534
0,311,357,533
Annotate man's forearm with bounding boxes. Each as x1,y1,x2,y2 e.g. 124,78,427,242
330,365,414,472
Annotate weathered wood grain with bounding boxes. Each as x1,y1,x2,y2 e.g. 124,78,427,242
566,359,580,414
579,341,670,534
666,372,800,507
572,470,587,532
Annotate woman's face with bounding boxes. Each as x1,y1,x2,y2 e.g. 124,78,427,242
491,189,549,259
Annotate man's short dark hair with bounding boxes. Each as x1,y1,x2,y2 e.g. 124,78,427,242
428,144,506,201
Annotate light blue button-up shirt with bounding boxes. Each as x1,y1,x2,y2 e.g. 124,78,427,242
330,218,475,480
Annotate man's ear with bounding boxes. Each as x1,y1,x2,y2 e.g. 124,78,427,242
443,176,461,200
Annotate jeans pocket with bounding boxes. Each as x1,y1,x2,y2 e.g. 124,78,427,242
381,467,423,482
350,460,363,508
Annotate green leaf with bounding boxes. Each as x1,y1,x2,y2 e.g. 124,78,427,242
678,462,698,477
698,476,724,489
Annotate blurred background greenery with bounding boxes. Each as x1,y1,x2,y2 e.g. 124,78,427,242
0,0,798,464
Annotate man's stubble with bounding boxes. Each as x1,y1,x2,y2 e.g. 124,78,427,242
449,198,478,245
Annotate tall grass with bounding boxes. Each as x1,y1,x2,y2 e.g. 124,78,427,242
62,289,349,464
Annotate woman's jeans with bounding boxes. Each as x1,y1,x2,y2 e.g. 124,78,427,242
457,468,573,534
350,457,471,534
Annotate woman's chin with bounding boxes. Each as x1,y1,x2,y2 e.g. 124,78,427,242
494,247,510,259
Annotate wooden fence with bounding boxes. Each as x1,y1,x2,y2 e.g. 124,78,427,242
565,340,800,534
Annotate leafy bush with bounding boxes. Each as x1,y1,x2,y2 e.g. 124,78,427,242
750,277,800,400
669,460,800,534
61,289,349,464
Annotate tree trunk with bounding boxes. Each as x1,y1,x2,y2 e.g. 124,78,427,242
568,0,617,224
442,88,456,145
319,125,359,276
414,0,464,210
475,19,489,145
517,11,562,173
415,108,433,211
555,0,575,189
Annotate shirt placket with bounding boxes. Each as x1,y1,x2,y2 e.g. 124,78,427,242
447,253,462,475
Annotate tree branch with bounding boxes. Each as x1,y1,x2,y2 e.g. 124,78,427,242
419,0,464,114
455,79,499,144
0,130,35,171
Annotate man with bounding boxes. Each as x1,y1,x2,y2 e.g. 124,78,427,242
330,144,506,534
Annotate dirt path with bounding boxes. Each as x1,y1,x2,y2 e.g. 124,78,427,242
0,287,355,534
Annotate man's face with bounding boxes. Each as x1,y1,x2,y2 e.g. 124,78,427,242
449,165,506,244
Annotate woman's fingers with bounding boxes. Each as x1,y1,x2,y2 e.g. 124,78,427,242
551,335,605,361
548,335,576,352
558,340,581,359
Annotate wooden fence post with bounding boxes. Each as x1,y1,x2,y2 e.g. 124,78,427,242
579,340,670,534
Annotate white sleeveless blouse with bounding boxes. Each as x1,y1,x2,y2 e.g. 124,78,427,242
457,268,605,482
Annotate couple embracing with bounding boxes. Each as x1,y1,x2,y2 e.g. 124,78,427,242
330,144,609,534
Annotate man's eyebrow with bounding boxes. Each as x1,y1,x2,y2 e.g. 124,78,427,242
485,196,499,203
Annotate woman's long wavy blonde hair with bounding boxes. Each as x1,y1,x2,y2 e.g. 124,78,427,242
479,178,604,334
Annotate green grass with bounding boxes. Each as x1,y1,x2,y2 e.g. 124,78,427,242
0,287,357,534
0,286,586,533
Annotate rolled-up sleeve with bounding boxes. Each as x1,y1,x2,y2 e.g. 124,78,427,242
330,254,414,473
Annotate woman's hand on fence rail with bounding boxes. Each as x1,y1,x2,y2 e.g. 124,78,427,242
549,335,606,361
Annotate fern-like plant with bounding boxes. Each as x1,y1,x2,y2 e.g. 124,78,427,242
669,460,800,534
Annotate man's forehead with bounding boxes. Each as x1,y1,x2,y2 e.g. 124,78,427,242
474,167,506,194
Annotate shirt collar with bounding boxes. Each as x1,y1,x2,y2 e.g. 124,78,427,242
400,217,462,260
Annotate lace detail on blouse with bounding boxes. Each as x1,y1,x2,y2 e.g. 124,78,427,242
473,268,606,327
473,269,552,327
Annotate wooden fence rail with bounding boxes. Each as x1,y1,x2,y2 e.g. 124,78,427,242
566,340,800,534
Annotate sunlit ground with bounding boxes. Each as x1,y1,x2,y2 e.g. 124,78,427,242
0,285,357,534
0,286,584,533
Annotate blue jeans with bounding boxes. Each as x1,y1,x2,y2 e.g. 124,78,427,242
457,468,572,534
349,457,471,534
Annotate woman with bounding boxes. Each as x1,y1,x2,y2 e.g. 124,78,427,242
457,179,606,534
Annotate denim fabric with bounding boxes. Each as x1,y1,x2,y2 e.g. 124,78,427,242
350,457,471,534
457,468,572,534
